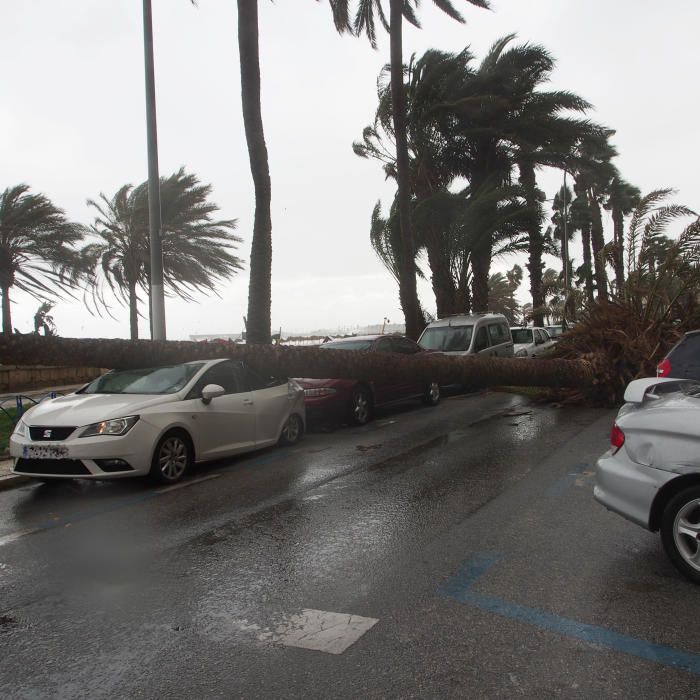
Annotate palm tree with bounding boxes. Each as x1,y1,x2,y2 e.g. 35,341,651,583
0,185,84,335
236,1,351,344
566,131,618,302
603,176,640,296
84,169,243,340
488,265,522,324
352,0,490,338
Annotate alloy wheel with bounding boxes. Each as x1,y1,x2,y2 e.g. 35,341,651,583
157,436,189,482
673,498,700,572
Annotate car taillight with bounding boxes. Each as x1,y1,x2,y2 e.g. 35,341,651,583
610,424,625,454
657,358,671,377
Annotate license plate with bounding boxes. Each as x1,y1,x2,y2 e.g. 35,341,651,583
22,444,69,460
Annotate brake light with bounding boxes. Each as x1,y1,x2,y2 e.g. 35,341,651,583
610,424,625,454
657,358,671,377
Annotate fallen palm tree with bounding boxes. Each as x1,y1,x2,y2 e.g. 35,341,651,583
0,334,596,392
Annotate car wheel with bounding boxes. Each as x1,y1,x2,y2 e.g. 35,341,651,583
423,382,441,406
350,385,372,426
660,485,700,584
150,431,192,485
279,413,304,446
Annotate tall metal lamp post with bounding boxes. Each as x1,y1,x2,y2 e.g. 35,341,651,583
142,0,166,340
562,170,570,323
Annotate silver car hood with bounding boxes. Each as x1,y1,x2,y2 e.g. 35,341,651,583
21,392,180,427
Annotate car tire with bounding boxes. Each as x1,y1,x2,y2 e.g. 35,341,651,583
350,385,372,426
660,485,700,584
423,382,441,406
149,431,193,485
279,413,304,446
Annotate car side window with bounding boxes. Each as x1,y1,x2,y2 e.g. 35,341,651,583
474,326,490,352
187,362,239,399
234,365,272,392
541,329,551,342
488,323,508,345
374,338,393,353
390,337,421,354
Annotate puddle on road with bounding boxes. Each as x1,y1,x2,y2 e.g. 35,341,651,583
368,429,471,471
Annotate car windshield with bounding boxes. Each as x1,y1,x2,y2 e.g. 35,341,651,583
511,329,534,344
81,363,206,395
320,339,374,351
419,325,473,352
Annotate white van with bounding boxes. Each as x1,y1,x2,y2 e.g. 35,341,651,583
417,313,514,357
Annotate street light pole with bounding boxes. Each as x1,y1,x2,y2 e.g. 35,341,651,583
142,0,166,340
562,170,570,321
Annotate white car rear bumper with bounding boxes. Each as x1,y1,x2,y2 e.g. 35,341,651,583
594,448,675,530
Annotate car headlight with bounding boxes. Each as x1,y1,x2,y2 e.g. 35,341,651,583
79,415,139,438
303,387,337,397
13,416,27,437
515,349,528,358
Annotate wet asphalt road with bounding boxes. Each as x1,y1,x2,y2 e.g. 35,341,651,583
0,391,698,698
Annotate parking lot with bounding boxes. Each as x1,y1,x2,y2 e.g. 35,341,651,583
0,391,698,698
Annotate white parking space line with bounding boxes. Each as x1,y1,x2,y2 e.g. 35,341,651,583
0,473,222,548
156,473,221,494
273,609,379,655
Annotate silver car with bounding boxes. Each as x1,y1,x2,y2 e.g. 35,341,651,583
595,377,700,583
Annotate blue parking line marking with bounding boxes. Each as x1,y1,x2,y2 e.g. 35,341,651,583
545,463,592,498
439,554,700,676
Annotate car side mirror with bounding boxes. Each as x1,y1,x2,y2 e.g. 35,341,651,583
201,383,225,405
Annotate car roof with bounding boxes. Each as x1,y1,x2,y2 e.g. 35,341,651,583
324,334,397,344
426,313,506,328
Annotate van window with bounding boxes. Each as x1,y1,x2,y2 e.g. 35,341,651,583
419,325,473,352
488,323,509,345
474,326,490,352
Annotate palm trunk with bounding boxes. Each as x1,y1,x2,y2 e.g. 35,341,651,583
0,333,597,394
471,251,490,313
589,192,608,301
389,0,423,340
519,159,545,327
581,223,594,304
238,0,272,345
424,226,456,317
612,207,625,297
1,286,11,336
129,278,139,340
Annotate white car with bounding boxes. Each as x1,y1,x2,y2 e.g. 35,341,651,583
10,359,306,484
595,377,700,583
510,327,555,358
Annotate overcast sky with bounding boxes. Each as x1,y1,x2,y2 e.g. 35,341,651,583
2,1,698,339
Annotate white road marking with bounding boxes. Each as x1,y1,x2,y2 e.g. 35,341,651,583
273,609,379,655
0,473,222,548
156,473,221,494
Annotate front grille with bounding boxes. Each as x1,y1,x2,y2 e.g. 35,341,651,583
15,458,90,476
29,426,77,441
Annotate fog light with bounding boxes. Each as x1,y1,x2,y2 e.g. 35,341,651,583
94,458,133,472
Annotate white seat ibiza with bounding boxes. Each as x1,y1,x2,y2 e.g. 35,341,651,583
10,359,305,484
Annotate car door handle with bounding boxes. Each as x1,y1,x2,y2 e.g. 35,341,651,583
243,399,254,406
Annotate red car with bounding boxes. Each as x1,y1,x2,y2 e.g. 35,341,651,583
295,334,440,427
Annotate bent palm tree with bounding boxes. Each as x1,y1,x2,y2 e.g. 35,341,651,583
0,185,84,335
84,169,243,340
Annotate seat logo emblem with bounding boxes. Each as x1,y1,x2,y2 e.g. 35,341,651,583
43,429,52,438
